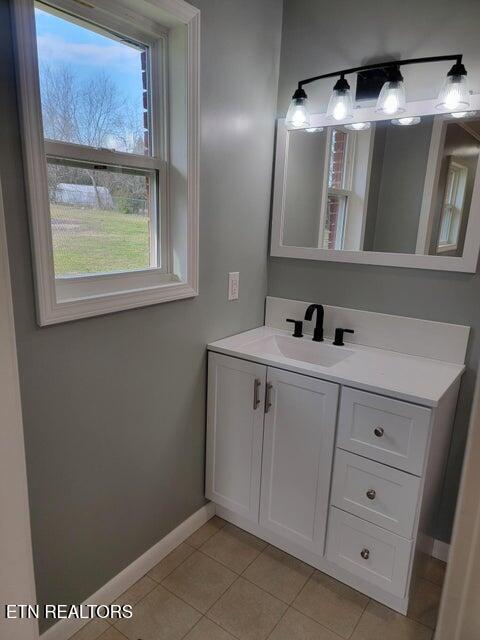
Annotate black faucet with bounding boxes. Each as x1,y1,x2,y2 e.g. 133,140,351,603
304,304,324,342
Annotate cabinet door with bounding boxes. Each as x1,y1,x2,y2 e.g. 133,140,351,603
260,367,339,553
205,352,267,522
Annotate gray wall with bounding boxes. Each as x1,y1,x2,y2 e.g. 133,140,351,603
271,0,480,542
367,119,433,253
0,0,282,630
283,129,326,247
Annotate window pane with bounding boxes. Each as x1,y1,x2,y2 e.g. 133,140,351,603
323,195,347,249
328,129,348,189
47,161,156,277
35,2,150,154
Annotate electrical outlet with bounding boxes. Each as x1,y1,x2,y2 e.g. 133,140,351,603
228,272,239,300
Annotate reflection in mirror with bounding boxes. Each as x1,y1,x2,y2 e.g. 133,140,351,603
279,114,480,258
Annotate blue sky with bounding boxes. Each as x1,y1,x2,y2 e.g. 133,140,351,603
34,5,144,105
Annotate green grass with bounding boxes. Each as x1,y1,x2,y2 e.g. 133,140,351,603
50,204,151,277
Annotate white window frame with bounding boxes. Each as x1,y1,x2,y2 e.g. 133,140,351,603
437,160,468,253
315,126,373,252
320,127,355,250
13,0,200,325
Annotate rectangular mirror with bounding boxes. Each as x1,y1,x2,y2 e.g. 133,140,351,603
271,105,480,271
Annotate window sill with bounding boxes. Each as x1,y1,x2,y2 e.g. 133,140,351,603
36,274,198,325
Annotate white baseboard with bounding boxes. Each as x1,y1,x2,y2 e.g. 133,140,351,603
41,502,215,640
432,538,450,562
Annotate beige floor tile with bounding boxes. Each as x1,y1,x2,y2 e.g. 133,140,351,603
422,556,447,587
115,585,201,640
98,628,128,640
292,571,368,639
162,550,237,613
243,545,313,603
71,619,110,640
269,607,343,640
408,578,442,630
200,523,267,574
148,543,195,582
111,575,157,612
184,617,237,639
352,601,432,640
186,517,227,549
207,577,287,640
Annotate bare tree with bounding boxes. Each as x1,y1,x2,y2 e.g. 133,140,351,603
40,64,147,211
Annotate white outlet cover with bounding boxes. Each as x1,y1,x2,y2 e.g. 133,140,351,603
228,272,239,300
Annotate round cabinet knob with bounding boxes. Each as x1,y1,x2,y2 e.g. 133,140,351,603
373,426,384,438
366,489,376,500
361,548,370,560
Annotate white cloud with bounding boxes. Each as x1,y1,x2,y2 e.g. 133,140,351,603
37,33,142,73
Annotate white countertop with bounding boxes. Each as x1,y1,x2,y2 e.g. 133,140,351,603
208,326,465,407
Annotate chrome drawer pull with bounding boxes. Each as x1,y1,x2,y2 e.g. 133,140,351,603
366,489,376,500
265,383,273,413
253,379,261,410
373,426,384,438
361,548,370,560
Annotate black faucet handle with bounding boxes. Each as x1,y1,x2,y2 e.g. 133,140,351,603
333,328,354,346
286,318,303,338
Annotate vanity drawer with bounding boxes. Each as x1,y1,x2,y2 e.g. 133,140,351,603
331,450,421,537
337,388,431,475
326,507,412,597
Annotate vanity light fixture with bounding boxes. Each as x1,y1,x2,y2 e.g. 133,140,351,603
436,61,470,111
285,54,469,130
345,122,371,131
375,66,406,115
391,116,421,126
305,127,324,133
285,88,311,128
327,76,354,121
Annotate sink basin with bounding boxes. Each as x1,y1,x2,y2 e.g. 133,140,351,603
243,334,354,368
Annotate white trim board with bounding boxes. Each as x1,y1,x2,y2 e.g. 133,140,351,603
265,296,469,365
0,182,39,640
40,503,215,640
432,539,450,563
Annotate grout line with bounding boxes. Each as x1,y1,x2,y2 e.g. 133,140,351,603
347,597,370,639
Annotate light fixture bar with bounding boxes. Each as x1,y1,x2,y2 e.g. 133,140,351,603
295,54,463,92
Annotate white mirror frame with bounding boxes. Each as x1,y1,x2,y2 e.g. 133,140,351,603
271,95,480,272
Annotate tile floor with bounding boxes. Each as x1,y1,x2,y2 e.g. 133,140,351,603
72,516,445,640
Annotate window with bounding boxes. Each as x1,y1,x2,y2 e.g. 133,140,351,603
437,160,468,253
322,128,354,250
14,0,199,325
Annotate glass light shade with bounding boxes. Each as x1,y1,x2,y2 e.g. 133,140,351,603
327,89,354,121
451,110,477,119
436,74,470,111
376,80,406,115
391,116,421,126
345,122,371,131
285,97,310,129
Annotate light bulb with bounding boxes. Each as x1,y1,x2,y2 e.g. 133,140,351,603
391,116,421,126
437,62,469,111
451,110,477,119
285,88,311,129
327,76,354,121
376,81,406,115
345,122,371,131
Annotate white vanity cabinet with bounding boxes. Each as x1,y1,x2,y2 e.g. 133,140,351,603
205,353,266,523
259,367,338,553
206,352,339,550
205,326,464,615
